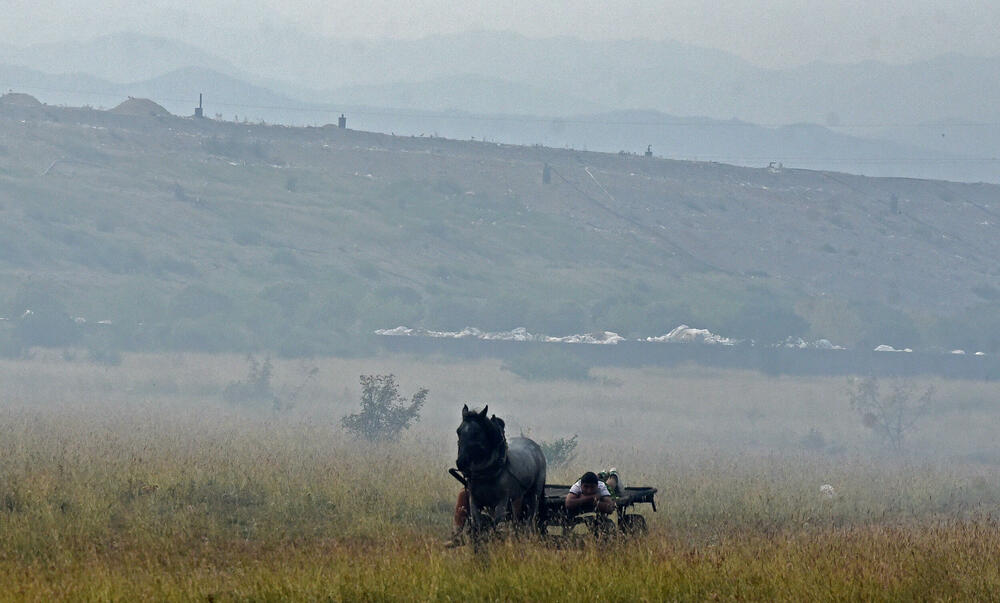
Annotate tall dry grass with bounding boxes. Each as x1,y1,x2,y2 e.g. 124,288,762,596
1,351,1000,599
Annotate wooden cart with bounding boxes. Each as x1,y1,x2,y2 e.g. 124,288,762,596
541,483,658,538
447,468,657,544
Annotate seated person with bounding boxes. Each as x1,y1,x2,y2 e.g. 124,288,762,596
564,471,615,515
445,488,470,547
598,468,625,499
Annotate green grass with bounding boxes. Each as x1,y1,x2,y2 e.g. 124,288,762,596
5,528,999,600
1,352,1000,599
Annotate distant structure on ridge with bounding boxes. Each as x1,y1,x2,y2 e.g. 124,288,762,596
110,97,171,117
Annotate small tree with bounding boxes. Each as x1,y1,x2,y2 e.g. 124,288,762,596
341,374,427,442
539,434,579,468
848,376,934,451
224,355,280,410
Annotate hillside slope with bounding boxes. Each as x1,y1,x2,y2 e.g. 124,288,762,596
0,101,998,356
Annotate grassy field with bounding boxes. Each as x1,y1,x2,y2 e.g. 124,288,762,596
2,351,1000,600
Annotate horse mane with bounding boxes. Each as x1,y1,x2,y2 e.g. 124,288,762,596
462,404,506,446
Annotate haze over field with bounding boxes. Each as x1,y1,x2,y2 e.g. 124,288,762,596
1,2,998,369
3,3,1000,599
3,3,1000,182
7,1,1000,66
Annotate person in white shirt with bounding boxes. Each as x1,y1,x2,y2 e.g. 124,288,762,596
564,471,615,515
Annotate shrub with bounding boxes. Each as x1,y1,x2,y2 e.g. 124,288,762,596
848,376,934,451
341,374,427,441
224,355,280,410
539,434,578,468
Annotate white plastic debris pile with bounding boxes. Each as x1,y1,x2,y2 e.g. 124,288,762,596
374,326,491,339
373,326,624,344
781,337,844,350
375,326,419,337
873,344,913,352
645,324,738,345
545,331,625,344
375,325,983,356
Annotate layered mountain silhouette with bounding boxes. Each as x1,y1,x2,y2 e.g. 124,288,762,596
2,31,998,183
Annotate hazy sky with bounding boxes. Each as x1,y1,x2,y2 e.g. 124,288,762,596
6,0,1000,67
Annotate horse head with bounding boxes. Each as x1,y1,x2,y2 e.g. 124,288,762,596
456,404,507,475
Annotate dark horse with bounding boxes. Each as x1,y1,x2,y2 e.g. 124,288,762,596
456,404,547,538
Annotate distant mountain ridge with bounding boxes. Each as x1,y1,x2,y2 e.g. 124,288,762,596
323,73,608,117
190,29,1000,127
7,31,1000,126
0,64,306,116
3,30,1000,182
2,62,987,183
0,32,243,83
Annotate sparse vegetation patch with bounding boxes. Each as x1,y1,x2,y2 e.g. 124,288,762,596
341,374,428,441
0,353,997,598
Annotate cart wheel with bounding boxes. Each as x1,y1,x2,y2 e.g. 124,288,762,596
588,515,617,540
619,514,648,536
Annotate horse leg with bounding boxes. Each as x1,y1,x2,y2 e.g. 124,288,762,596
467,495,483,544
511,496,523,522
515,488,537,537
534,487,548,536
508,495,530,537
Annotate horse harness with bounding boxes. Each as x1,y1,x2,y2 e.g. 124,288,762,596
462,433,535,494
